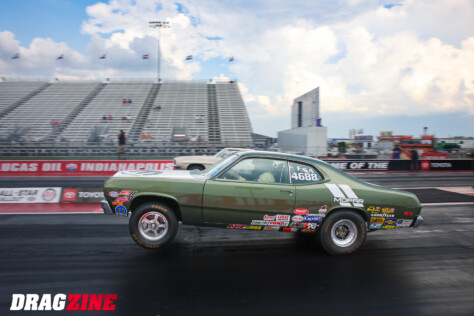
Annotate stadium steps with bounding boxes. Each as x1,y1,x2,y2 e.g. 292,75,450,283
0,82,51,118
45,83,106,142
207,84,222,144
128,83,160,142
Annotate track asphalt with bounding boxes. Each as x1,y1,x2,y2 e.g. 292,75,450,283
0,172,472,315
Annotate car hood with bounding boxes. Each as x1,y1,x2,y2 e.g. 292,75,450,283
112,170,205,179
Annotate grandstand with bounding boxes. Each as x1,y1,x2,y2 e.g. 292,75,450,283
60,82,154,144
0,79,254,155
141,81,209,143
0,82,100,141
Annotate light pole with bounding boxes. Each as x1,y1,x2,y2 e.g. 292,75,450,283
149,21,170,82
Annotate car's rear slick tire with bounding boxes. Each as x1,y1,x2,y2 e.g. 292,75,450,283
319,210,367,256
129,202,178,250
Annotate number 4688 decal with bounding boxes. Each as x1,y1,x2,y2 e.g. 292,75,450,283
291,172,319,181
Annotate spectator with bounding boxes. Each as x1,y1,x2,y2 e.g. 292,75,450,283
118,130,126,159
128,99,132,104
140,133,146,142
393,145,401,159
102,115,107,121
162,137,168,146
126,116,132,123
146,119,151,128
409,148,419,172
146,133,152,139
122,99,127,104
121,116,127,121
108,115,113,120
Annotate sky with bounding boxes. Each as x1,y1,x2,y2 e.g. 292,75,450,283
0,0,473,139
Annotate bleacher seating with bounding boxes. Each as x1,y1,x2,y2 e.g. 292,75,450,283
61,82,154,143
0,79,254,148
215,82,253,146
141,81,209,143
0,82,99,140
0,81,47,113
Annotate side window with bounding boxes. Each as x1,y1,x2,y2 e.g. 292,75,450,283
289,162,322,184
218,158,289,184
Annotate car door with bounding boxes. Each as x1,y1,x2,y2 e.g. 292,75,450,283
289,161,332,222
202,157,295,227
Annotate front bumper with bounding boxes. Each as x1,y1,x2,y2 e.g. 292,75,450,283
173,164,181,169
101,199,114,215
413,215,423,228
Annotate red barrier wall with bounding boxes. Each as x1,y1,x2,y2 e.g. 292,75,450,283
0,160,174,177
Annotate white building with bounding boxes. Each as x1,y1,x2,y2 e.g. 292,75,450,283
278,87,327,157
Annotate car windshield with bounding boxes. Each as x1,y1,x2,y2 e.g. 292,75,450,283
203,154,240,177
214,148,233,158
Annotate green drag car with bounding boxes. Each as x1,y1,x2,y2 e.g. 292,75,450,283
101,151,423,255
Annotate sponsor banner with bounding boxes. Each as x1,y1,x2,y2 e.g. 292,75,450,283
0,160,174,176
0,187,61,203
420,160,472,171
61,187,104,203
326,161,390,171
324,159,472,171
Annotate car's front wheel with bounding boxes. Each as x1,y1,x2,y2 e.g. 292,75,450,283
129,202,178,250
319,210,367,255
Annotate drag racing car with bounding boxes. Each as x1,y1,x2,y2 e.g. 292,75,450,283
172,147,252,170
102,151,423,255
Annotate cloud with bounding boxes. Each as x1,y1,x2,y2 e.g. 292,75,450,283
0,0,473,136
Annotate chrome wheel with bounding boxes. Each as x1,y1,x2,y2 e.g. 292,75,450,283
330,219,357,248
138,211,168,241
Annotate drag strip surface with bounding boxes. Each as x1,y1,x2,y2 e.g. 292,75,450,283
0,173,473,315
0,205,473,315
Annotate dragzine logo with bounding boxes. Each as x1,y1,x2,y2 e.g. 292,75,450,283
10,294,117,311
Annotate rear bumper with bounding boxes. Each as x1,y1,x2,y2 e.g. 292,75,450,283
413,215,423,228
101,199,114,215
